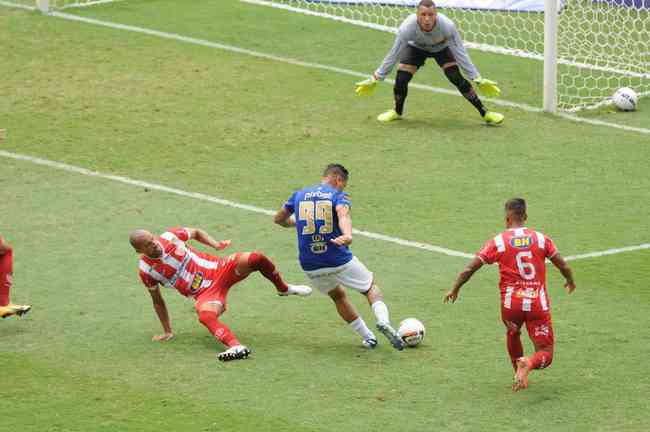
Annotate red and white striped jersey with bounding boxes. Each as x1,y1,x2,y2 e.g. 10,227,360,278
138,227,223,297
477,227,558,312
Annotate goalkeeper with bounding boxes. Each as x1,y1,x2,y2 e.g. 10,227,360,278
356,0,504,125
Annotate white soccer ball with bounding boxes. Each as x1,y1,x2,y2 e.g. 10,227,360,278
398,318,425,347
612,87,638,111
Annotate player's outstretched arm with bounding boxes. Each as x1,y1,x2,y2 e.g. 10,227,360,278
550,254,576,294
355,74,378,96
274,207,296,228
186,227,230,251
355,36,405,96
0,236,10,254
148,286,174,341
331,204,352,246
445,257,484,303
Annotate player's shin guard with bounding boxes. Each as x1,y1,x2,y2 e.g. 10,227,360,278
0,247,13,307
529,348,553,370
198,310,240,347
247,251,289,293
444,66,487,117
394,70,413,115
507,329,524,371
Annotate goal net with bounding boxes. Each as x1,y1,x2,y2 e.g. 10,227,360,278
243,0,650,112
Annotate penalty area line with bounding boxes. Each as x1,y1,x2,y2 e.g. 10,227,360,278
38,10,650,136
2,1,649,135
0,150,472,259
1,150,648,262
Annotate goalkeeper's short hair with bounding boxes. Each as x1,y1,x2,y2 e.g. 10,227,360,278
323,164,349,181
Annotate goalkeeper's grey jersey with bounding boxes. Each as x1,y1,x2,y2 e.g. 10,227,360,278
375,13,479,80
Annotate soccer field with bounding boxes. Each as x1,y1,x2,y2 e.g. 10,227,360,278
1,1,650,431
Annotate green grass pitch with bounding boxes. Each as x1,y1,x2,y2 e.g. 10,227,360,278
1,1,649,431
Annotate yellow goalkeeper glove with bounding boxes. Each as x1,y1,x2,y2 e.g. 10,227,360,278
473,77,501,97
355,75,378,96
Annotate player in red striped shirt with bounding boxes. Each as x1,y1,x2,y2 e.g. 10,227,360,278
445,198,576,391
0,234,31,319
130,227,311,362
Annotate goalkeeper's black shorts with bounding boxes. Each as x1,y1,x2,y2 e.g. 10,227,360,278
400,45,456,69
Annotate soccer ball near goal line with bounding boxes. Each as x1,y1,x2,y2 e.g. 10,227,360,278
612,87,638,112
398,318,425,347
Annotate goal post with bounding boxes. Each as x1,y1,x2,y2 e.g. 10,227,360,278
243,0,650,113
544,0,559,112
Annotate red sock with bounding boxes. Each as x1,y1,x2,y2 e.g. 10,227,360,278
506,329,524,371
198,311,240,347
0,247,13,307
529,348,553,370
247,251,288,293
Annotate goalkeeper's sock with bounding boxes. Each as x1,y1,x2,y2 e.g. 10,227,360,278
198,310,241,347
247,251,289,293
463,88,487,117
443,66,486,117
394,70,413,115
0,247,13,306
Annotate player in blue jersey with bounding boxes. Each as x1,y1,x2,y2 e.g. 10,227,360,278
274,164,404,351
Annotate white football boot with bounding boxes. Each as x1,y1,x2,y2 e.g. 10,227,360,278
217,345,251,362
278,284,312,297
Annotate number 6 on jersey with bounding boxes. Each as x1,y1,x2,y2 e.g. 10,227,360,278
515,251,536,280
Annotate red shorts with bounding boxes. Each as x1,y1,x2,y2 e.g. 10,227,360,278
501,307,555,349
194,253,247,312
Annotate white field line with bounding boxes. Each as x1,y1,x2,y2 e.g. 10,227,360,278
1,150,648,262
0,150,472,258
60,0,126,9
1,4,649,257
0,0,122,9
0,0,35,10
564,244,650,261
36,11,650,136
242,0,650,81
557,112,650,135
1,3,648,135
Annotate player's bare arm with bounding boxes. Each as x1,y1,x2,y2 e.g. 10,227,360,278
274,207,296,228
331,204,353,246
550,253,576,293
0,236,10,254
148,286,174,341
445,256,484,303
186,227,230,251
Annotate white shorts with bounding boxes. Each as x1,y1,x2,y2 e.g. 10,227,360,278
304,256,374,295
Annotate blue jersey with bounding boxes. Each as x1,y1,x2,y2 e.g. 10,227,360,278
284,184,354,271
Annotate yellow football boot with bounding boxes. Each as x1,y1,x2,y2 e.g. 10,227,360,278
377,109,401,123
484,111,504,125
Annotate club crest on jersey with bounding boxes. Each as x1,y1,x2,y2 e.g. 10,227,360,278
190,272,204,293
510,236,532,248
